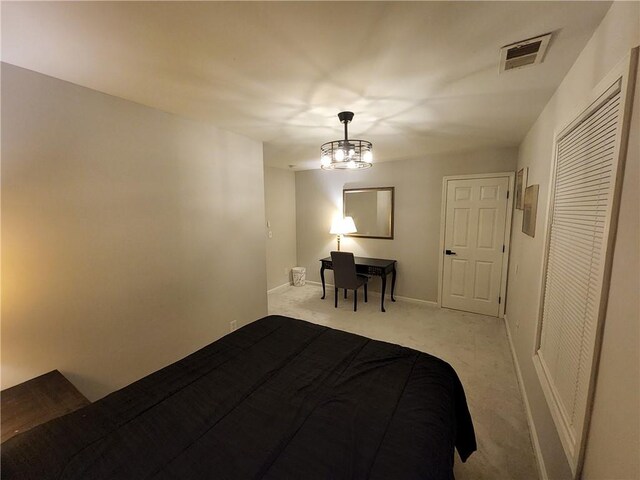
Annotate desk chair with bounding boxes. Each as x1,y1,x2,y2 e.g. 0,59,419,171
331,251,368,312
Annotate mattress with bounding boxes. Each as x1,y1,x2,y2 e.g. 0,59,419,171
2,315,476,479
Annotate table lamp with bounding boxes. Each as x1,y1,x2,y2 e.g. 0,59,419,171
329,216,357,251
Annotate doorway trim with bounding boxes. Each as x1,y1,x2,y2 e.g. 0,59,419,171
437,172,515,318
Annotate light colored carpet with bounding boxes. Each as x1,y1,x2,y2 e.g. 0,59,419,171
268,284,539,480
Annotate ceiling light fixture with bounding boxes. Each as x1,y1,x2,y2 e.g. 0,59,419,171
321,112,373,170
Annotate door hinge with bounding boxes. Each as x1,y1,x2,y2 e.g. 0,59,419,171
506,190,510,199
502,244,505,253
498,296,501,304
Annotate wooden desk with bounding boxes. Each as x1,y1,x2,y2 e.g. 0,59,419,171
320,256,397,312
1,370,90,443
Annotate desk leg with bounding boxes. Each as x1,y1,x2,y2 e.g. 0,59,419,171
380,273,387,312
320,265,326,299
391,266,397,302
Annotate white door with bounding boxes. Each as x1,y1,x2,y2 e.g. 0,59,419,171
441,177,509,316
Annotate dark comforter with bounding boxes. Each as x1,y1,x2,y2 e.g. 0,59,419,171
2,315,476,479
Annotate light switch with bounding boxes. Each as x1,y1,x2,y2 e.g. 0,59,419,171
266,220,271,228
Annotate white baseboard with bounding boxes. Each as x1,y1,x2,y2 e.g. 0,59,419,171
504,315,548,480
267,282,291,295
305,281,437,306
392,295,438,307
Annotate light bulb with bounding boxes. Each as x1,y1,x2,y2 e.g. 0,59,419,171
321,155,331,167
363,150,373,163
335,149,345,161
348,148,355,158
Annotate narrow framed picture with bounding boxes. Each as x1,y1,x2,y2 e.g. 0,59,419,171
522,184,539,237
515,167,528,210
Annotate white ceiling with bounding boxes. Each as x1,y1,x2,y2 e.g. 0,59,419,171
1,1,611,170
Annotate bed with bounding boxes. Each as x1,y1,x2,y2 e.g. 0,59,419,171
1,315,476,479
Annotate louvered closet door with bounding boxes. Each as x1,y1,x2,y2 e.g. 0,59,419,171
537,80,623,460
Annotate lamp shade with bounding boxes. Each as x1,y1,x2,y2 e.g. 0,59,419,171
342,216,357,234
330,216,357,235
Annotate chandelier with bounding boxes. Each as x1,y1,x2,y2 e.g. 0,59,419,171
321,111,373,170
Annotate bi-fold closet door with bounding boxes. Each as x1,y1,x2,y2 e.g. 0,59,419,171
534,49,637,476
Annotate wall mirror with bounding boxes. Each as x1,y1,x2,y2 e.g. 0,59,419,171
343,187,394,239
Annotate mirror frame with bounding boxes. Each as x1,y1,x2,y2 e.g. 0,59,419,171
343,187,395,239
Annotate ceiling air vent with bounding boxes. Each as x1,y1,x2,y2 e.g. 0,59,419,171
499,33,552,73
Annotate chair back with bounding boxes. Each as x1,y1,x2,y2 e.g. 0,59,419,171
331,251,359,289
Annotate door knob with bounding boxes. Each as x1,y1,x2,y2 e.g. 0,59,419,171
445,249,457,255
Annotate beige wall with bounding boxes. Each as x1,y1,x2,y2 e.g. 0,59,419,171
264,166,297,290
505,2,639,478
1,64,268,401
295,149,517,302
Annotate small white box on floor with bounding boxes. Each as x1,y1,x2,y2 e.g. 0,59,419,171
292,267,306,286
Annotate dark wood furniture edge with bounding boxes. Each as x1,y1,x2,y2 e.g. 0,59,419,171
1,370,90,443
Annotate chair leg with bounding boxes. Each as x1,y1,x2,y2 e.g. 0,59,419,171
334,287,338,308
354,289,358,312
344,289,347,299
364,283,368,303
